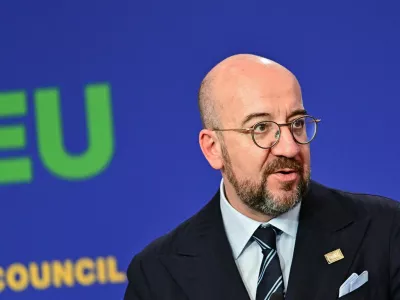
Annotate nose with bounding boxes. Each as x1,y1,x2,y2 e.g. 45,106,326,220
270,126,300,158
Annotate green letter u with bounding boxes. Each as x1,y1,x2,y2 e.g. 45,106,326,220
34,83,115,180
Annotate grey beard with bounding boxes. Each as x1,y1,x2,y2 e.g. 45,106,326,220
232,175,308,217
221,143,310,217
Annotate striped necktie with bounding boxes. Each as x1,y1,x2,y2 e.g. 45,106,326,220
252,224,284,300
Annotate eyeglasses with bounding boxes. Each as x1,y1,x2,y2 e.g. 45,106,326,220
212,115,321,149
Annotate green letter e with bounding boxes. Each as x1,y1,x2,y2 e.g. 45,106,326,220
34,83,115,180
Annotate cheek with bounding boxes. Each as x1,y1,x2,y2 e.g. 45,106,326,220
224,136,271,174
229,147,267,169
236,149,271,176
298,147,311,167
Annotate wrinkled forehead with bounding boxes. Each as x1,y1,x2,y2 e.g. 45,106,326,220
214,66,303,127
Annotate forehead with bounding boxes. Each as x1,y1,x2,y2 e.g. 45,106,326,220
217,70,304,125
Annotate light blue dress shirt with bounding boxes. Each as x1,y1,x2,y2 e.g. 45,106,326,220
219,179,301,300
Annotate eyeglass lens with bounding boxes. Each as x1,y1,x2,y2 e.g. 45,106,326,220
253,116,317,148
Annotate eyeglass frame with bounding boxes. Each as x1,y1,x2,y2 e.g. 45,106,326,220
211,114,321,149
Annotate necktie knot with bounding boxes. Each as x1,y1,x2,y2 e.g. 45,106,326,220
253,225,280,250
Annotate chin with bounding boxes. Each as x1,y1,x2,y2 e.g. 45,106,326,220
270,187,297,199
267,176,299,192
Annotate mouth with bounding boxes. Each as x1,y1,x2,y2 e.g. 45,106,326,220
271,169,300,182
274,168,297,174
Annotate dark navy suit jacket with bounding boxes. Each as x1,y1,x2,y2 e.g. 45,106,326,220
124,181,400,300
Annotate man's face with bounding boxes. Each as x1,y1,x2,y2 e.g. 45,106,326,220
217,65,311,217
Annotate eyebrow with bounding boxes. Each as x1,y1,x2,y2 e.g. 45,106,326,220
288,109,308,119
241,112,271,126
241,109,308,126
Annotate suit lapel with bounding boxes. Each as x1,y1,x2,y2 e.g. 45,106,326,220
158,181,370,300
159,192,250,300
285,182,371,300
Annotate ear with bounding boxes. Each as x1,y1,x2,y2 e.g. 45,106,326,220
199,129,224,170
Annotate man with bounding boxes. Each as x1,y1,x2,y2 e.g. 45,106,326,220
124,54,400,300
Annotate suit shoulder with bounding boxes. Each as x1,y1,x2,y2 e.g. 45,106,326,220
316,181,400,216
137,218,192,258
129,203,209,263
336,188,398,210
131,192,219,262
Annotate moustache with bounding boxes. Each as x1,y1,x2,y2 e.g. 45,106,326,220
264,158,304,175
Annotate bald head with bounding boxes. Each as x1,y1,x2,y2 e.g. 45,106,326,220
198,54,301,129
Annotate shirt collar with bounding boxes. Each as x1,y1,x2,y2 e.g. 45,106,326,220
219,178,301,260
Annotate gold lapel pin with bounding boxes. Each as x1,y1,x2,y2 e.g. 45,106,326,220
324,249,344,264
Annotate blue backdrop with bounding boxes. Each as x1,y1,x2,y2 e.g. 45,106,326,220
1,1,399,299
